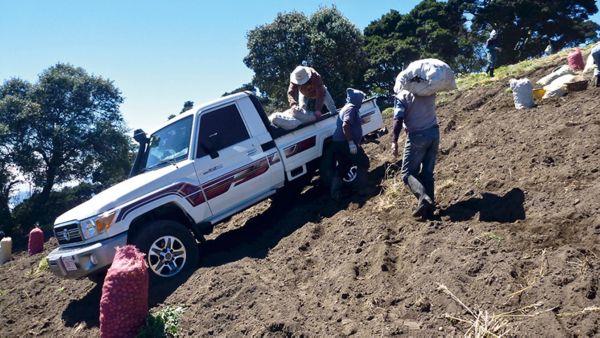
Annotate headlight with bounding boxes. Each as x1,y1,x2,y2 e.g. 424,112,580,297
80,210,117,240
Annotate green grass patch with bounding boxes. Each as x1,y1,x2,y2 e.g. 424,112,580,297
137,306,184,337
455,44,594,92
381,107,394,118
33,258,49,275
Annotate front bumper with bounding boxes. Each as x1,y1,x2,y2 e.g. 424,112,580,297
47,232,128,279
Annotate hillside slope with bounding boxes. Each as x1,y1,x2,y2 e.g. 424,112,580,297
1,56,599,337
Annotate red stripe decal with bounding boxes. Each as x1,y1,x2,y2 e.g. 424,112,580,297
284,136,316,157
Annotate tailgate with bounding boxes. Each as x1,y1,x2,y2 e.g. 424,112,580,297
359,98,384,136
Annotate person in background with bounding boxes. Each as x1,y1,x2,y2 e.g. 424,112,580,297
391,89,439,220
288,66,337,119
544,41,554,57
485,30,501,77
330,88,369,200
591,43,600,87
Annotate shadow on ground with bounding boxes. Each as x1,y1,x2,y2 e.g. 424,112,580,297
62,270,194,329
61,162,388,327
199,162,388,268
441,187,526,223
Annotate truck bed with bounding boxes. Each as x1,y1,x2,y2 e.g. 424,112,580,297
246,93,379,140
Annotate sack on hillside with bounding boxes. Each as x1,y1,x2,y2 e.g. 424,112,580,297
394,58,457,96
567,48,584,71
536,65,574,87
100,245,148,338
269,110,302,130
543,74,576,99
28,227,44,256
583,53,597,75
509,78,534,109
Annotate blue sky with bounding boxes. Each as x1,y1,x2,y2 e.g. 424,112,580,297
1,1,599,134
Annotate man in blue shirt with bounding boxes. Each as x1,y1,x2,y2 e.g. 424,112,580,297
391,90,439,219
485,30,501,77
330,88,369,200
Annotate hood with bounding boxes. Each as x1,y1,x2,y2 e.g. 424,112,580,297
54,161,196,225
346,88,365,108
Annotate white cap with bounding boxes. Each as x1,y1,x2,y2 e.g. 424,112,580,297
290,66,312,85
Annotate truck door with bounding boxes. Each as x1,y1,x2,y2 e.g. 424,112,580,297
193,102,281,220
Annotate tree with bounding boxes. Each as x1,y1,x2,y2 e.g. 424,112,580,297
180,100,194,114
363,0,472,97
0,63,131,226
0,78,34,231
221,83,256,97
470,0,599,65
244,7,366,108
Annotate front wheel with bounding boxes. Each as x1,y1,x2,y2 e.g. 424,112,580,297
130,220,199,281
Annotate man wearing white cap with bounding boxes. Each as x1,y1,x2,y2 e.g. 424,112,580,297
287,66,337,118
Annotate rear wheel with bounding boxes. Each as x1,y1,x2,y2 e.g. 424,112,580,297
319,145,336,190
130,220,199,281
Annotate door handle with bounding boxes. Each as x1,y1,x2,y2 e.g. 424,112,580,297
203,164,223,175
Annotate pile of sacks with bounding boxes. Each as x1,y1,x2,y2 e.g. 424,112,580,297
510,48,594,109
269,107,317,130
536,48,592,99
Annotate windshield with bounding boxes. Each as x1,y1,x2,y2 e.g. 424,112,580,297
143,116,193,170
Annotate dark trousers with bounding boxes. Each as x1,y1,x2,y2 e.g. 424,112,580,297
401,126,440,205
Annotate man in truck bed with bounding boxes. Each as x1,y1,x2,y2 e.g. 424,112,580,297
288,66,337,118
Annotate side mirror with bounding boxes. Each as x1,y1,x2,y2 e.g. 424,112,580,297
133,129,147,144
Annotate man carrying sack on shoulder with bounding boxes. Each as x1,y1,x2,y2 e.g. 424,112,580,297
391,90,439,220
288,66,338,120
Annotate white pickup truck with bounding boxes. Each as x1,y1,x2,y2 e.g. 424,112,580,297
47,91,384,281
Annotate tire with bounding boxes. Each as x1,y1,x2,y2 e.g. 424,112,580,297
130,220,199,281
319,145,336,190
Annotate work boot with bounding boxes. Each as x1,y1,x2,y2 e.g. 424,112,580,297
412,198,434,220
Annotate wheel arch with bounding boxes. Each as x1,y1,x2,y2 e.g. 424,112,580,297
127,202,200,242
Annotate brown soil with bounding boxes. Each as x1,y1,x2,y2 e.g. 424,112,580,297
1,64,600,337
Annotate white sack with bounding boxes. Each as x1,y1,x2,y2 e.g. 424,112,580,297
583,53,597,75
543,74,576,99
269,110,302,130
536,65,574,86
291,107,317,124
394,58,457,96
509,78,534,109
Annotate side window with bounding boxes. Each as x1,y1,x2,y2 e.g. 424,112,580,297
197,104,250,158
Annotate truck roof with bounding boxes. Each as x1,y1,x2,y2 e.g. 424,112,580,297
147,91,251,135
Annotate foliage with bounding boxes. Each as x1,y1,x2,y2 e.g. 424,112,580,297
11,183,101,232
470,0,599,66
363,0,474,96
0,63,132,228
137,306,184,338
179,101,193,114
244,7,366,108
